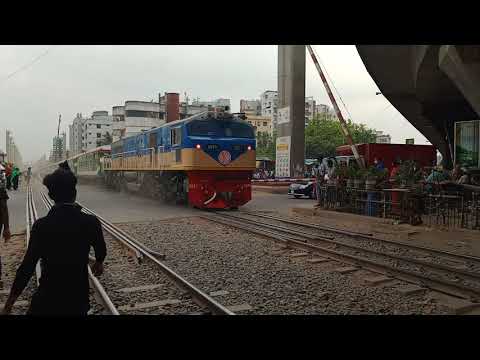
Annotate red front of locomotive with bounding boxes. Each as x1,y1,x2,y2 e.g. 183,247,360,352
187,170,252,209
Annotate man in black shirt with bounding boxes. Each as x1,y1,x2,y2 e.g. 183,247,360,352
0,165,11,288
1,161,107,316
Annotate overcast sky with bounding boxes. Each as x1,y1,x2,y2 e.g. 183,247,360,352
0,45,429,163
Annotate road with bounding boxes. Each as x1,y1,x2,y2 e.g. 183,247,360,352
5,183,315,229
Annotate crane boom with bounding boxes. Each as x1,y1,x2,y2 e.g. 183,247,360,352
57,114,61,138
306,45,364,168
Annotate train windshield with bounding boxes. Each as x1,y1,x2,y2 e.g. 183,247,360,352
187,119,254,138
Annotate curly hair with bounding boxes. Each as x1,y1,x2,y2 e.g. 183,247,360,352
43,161,77,203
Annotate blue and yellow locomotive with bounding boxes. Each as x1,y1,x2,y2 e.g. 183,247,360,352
104,110,256,209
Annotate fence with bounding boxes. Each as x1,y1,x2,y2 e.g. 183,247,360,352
316,184,480,230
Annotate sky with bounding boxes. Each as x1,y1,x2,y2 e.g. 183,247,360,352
0,45,430,163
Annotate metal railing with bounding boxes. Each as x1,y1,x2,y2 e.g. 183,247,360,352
315,184,480,229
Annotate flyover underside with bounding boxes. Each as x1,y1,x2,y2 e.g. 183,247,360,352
356,45,480,169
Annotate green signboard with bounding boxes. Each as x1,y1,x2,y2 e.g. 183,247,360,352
405,138,415,144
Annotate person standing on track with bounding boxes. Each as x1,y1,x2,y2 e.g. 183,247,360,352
1,161,107,316
26,167,32,185
5,163,12,191
11,166,20,191
0,164,11,289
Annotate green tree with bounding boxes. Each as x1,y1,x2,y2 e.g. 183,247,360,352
256,130,277,160
305,113,376,159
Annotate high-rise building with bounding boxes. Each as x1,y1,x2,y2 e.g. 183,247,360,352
69,113,86,155
82,111,114,151
260,90,279,126
304,96,316,123
5,130,23,168
112,106,125,142
50,132,67,162
260,91,320,128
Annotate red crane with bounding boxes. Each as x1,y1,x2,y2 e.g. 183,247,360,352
306,45,364,168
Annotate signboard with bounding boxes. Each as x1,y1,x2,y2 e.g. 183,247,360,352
277,106,290,125
275,136,291,178
406,138,415,144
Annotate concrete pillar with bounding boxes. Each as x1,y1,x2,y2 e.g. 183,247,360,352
439,45,480,118
276,45,306,178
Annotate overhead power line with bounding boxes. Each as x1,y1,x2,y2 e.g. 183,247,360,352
0,46,54,85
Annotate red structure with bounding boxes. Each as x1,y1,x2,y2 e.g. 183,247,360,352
187,171,252,209
165,93,180,123
336,143,437,169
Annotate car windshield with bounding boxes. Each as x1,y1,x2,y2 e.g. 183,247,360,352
187,119,254,138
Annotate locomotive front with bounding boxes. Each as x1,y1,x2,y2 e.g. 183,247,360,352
184,113,256,209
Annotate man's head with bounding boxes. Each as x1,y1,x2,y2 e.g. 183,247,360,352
43,161,77,203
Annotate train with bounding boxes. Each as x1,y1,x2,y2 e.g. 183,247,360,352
102,110,256,209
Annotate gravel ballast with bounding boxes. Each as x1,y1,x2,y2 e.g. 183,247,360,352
116,217,455,315
89,231,205,315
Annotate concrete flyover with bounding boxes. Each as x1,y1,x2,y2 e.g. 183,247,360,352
356,45,480,169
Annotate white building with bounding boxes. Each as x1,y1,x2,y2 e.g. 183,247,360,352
123,101,163,139
375,130,392,144
82,111,114,151
5,130,23,168
69,113,86,156
305,96,316,123
240,99,261,115
260,90,279,126
191,98,231,110
260,91,321,128
315,104,335,117
111,95,226,141
112,106,125,142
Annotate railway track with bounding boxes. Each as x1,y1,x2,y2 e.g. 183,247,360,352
26,186,42,286
40,192,233,315
202,211,480,303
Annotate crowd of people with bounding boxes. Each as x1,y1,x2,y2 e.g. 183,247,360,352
0,162,22,191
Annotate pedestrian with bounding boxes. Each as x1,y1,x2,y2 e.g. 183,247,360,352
11,166,20,191
313,158,325,206
374,157,385,170
0,164,11,289
5,163,12,191
1,161,107,316
26,167,32,185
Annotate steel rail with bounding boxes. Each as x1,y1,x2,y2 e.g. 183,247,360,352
26,186,42,286
218,212,480,281
202,213,480,301
242,211,480,263
40,193,119,315
47,196,233,315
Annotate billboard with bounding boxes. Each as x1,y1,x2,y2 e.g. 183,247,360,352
275,136,291,178
277,106,290,125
